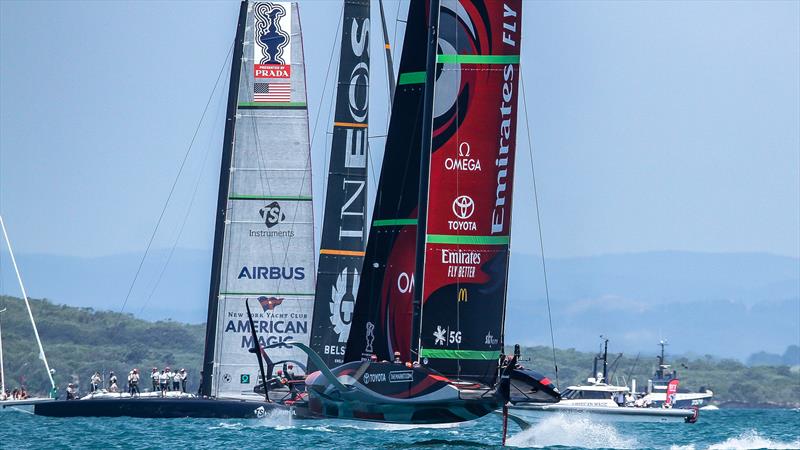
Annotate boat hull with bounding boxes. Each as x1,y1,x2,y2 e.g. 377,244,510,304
1,397,54,413
34,397,287,419
305,361,502,424
508,403,697,424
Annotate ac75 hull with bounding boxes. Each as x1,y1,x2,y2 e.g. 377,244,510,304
304,361,502,424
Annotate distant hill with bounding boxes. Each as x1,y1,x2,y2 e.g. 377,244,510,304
2,295,797,407
0,295,203,397
1,250,798,359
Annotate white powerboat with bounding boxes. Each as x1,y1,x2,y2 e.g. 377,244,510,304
507,339,699,424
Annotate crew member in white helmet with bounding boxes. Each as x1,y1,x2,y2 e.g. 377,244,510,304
151,368,159,392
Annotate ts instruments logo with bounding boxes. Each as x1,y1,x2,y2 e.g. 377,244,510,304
250,202,295,238
433,325,462,346
449,195,476,231
260,201,286,228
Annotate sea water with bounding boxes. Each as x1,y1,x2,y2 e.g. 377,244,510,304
1,408,797,449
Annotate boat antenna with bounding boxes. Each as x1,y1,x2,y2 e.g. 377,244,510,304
0,215,55,390
520,71,559,389
600,335,609,383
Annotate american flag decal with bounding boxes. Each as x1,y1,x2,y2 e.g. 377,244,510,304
254,82,291,102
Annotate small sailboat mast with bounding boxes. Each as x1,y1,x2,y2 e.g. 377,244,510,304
0,215,55,391
0,308,6,395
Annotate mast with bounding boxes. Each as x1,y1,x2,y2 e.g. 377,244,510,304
0,215,55,390
602,336,609,382
378,0,396,105
0,308,5,395
200,0,248,398
410,0,441,361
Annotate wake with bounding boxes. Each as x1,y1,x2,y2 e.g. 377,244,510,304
506,413,638,449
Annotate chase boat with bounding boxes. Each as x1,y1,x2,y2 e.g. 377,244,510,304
507,339,699,424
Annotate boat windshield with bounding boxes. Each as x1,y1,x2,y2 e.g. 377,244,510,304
562,389,613,400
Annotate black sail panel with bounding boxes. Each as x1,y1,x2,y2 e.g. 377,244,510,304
344,0,428,364
309,0,370,370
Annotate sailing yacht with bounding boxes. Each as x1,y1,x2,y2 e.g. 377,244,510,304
279,0,531,424
0,215,56,412
37,0,312,418
37,0,375,419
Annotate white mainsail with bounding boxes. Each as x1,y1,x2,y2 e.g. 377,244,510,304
211,1,315,400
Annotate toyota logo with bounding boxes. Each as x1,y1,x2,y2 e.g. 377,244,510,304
452,195,475,220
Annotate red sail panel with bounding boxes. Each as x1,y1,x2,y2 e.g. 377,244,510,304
418,0,522,384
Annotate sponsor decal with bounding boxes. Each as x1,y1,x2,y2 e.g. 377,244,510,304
224,311,309,350
364,322,375,353
249,202,296,238
240,373,251,384
444,142,482,172
485,332,498,346
492,4,519,235
389,370,414,383
254,406,267,418
223,373,232,383
237,266,305,280
433,325,461,346
449,195,476,231
441,249,480,279
457,288,468,303
362,372,387,385
253,2,292,80
258,296,284,311
396,272,413,293
329,268,358,342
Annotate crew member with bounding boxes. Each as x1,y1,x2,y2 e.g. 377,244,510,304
108,371,118,393
179,369,188,393
128,369,140,397
285,364,295,381
151,368,159,392
164,367,173,391
90,371,101,393
393,351,402,364
158,369,169,396
172,369,181,392
66,383,77,400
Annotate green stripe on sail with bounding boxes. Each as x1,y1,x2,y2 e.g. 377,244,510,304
238,102,307,108
436,54,520,64
419,349,501,360
229,194,312,201
373,218,418,227
398,71,426,85
219,292,315,297
426,234,510,245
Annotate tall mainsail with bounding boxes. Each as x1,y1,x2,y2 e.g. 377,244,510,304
308,0,370,370
416,0,523,385
202,1,316,399
345,0,522,386
344,0,428,364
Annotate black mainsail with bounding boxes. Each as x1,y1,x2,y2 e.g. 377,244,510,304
308,0,370,370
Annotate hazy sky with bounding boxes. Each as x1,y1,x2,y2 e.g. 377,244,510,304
1,0,798,261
